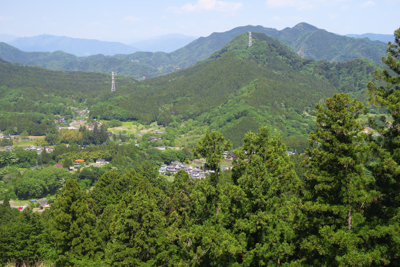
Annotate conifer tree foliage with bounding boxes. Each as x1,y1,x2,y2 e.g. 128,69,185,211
0,211,46,266
51,179,101,265
221,127,302,266
3,194,9,207
105,176,171,266
366,27,400,265
106,192,168,266
300,93,379,266
193,131,231,187
163,170,242,266
164,170,200,264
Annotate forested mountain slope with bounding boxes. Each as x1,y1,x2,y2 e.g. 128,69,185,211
88,32,381,145
0,23,386,80
346,33,394,44
0,59,137,135
0,60,136,102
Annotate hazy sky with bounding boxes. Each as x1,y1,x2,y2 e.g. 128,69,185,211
1,0,399,42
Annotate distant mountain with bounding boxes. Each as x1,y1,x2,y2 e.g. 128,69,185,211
0,23,389,80
130,34,197,53
346,33,394,44
7,35,139,56
88,32,381,144
162,22,387,66
0,34,17,43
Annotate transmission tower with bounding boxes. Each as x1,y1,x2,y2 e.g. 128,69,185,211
248,32,252,47
111,71,116,92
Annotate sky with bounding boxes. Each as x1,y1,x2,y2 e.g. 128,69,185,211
1,0,399,43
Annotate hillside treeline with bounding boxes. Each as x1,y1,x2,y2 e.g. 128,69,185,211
0,32,383,146
0,113,56,136
90,33,381,143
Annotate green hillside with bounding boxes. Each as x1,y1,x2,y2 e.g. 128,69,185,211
88,32,381,146
0,32,383,146
0,59,137,135
0,23,387,80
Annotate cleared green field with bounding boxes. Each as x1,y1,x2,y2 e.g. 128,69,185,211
14,139,37,148
10,200,31,205
107,121,166,137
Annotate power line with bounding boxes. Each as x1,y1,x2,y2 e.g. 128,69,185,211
249,32,252,48
111,71,116,92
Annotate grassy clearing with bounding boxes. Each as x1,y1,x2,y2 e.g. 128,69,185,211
161,175,174,182
108,122,166,137
175,132,203,148
14,139,36,147
10,200,31,205
12,136,46,148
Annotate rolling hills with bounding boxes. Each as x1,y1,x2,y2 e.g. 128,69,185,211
0,31,384,146
0,23,388,80
346,33,394,44
87,32,381,145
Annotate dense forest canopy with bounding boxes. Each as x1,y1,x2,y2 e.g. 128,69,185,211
0,31,386,149
88,32,382,144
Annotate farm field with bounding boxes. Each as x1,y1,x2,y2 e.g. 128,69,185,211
107,121,166,137
13,136,46,148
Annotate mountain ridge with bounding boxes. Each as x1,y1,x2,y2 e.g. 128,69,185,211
0,23,388,80
8,34,139,57
86,32,381,144
346,33,394,44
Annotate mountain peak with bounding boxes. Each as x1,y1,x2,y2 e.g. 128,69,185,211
292,22,318,32
208,32,297,63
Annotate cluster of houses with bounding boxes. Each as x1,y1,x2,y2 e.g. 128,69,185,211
0,133,14,151
8,198,50,212
149,130,164,142
72,108,90,117
57,121,102,132
3,145,55,153
24,145,55,154
54,116,67,124
54,158,110,171
150,136,162,142
1,133,12,140
159,161,209,179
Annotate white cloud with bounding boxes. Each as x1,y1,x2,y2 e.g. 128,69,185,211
121,16,141,23
361,1,375,7
172,0,242,13
0,16,13,21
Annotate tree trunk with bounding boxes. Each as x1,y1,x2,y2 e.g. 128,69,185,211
348,208,352,230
